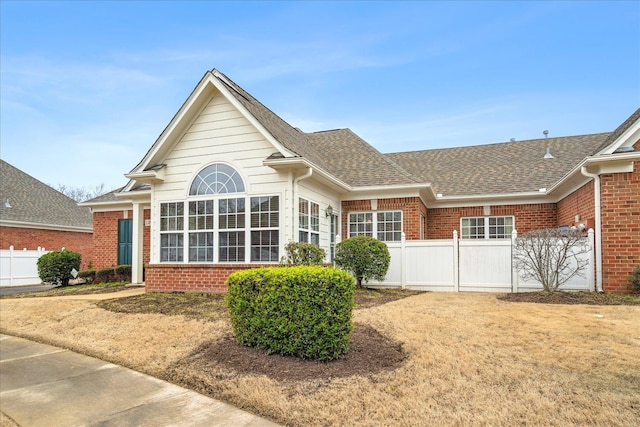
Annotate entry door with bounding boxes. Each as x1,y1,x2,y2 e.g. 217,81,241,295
118,219,133,265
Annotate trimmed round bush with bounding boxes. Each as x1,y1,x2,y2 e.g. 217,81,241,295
281,241,326,265
226,266,355,361
334,235,390,287
37,250,81,286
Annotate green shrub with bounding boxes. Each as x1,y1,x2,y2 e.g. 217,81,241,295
115,265,132,282
95,267,116,283
629,265,640,294
280,241,326,265
226,266,355,361
334,235,391,287
37,250,81,286
77,269,96,284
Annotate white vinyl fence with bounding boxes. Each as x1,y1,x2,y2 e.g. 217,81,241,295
366,230,595,293
0,246,49,287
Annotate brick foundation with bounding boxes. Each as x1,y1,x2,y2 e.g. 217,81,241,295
0,226,93,270
145,263,276,293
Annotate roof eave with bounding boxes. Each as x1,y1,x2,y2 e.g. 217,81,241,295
0,219,93,233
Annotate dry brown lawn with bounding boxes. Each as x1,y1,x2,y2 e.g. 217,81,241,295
1,291,638,426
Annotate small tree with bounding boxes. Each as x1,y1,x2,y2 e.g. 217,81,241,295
513,228,591,292
334,235,390,287
37,250,81,287
280,241,326,265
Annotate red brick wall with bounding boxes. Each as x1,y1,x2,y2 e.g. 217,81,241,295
145,263,275,293
426,203,557,239
0,226,93,270
93,209,150,270
600,155,640,293
557,181,595,229
341,197,427,240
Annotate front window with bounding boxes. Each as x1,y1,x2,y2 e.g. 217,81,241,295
461,216,514,239
299,198,320,245
159,163,279,263
348,211,402,242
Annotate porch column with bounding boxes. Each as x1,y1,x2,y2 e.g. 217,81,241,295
131,202,145,284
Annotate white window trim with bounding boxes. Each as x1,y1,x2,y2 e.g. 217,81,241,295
159,194,280,264
348,210,403,242
298,197,320,245
460,215,515,239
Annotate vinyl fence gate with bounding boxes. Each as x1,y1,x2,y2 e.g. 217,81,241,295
366,230,595,293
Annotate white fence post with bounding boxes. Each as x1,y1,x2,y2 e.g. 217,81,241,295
400,232,406,289
588,228,595,292
511,229,518,293
453,230,459,292
9,245,14,285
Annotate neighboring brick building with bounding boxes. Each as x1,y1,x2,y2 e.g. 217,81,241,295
0,160,93,270
81,69,639,293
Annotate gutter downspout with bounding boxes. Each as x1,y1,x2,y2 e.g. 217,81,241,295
292,167,313,241
580,166,603,292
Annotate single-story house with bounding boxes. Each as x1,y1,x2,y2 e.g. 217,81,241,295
82,69,639,293
0,159,94,270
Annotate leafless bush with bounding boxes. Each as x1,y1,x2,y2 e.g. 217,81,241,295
514,228,591,292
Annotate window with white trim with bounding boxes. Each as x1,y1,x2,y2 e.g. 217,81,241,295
159,163,279,263
160,202,184,262
461,216,514,239
298,198,320,245
348,210,403,242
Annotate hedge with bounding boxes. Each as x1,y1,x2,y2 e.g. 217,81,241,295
36,250,81,286
226,266,355,361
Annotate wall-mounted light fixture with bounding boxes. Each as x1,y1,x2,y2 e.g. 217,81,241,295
325,205,333,217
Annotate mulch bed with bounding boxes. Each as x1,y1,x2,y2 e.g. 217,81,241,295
498,291,640,305
168,323,407,384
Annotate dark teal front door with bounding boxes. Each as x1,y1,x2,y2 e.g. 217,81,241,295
118,219,133,265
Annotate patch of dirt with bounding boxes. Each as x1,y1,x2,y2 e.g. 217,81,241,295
167,323,406,385
353,288,422,309
498,291,640,305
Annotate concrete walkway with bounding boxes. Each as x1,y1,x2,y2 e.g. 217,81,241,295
0,298,281,426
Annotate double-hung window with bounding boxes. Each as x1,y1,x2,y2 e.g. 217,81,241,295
298,198,319,245
160,202,184,262
348,211,403,242
461,216,514,239
159,163,279,263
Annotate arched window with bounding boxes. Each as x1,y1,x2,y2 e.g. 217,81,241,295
189,163,245,195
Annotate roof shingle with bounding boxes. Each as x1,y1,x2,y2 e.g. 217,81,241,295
0,160,93,229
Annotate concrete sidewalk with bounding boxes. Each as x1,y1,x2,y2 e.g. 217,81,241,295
0,334,280,426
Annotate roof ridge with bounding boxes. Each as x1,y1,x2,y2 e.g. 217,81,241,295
385,132,612,156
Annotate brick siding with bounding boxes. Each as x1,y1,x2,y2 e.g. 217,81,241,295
426,203,557,239
557,182,595,230
0,226,93,270
600,152,640,293
93,209,150,270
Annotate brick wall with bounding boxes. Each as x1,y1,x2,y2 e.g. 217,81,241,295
93,209,150,270
557,181,595,229
600,154,640,293
426,203,557,239
145,263,275,293
0,226,93,270
341,197,427,240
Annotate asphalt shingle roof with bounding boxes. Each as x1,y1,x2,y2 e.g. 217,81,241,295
0,160,93,229
593,107,640,153
386,133,610,196
215,71,420,187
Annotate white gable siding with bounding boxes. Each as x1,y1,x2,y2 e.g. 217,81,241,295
150,91,290,263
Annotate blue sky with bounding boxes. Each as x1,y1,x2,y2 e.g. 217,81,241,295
1,1,639,191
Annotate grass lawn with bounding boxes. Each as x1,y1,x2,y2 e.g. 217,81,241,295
1,288,638,426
